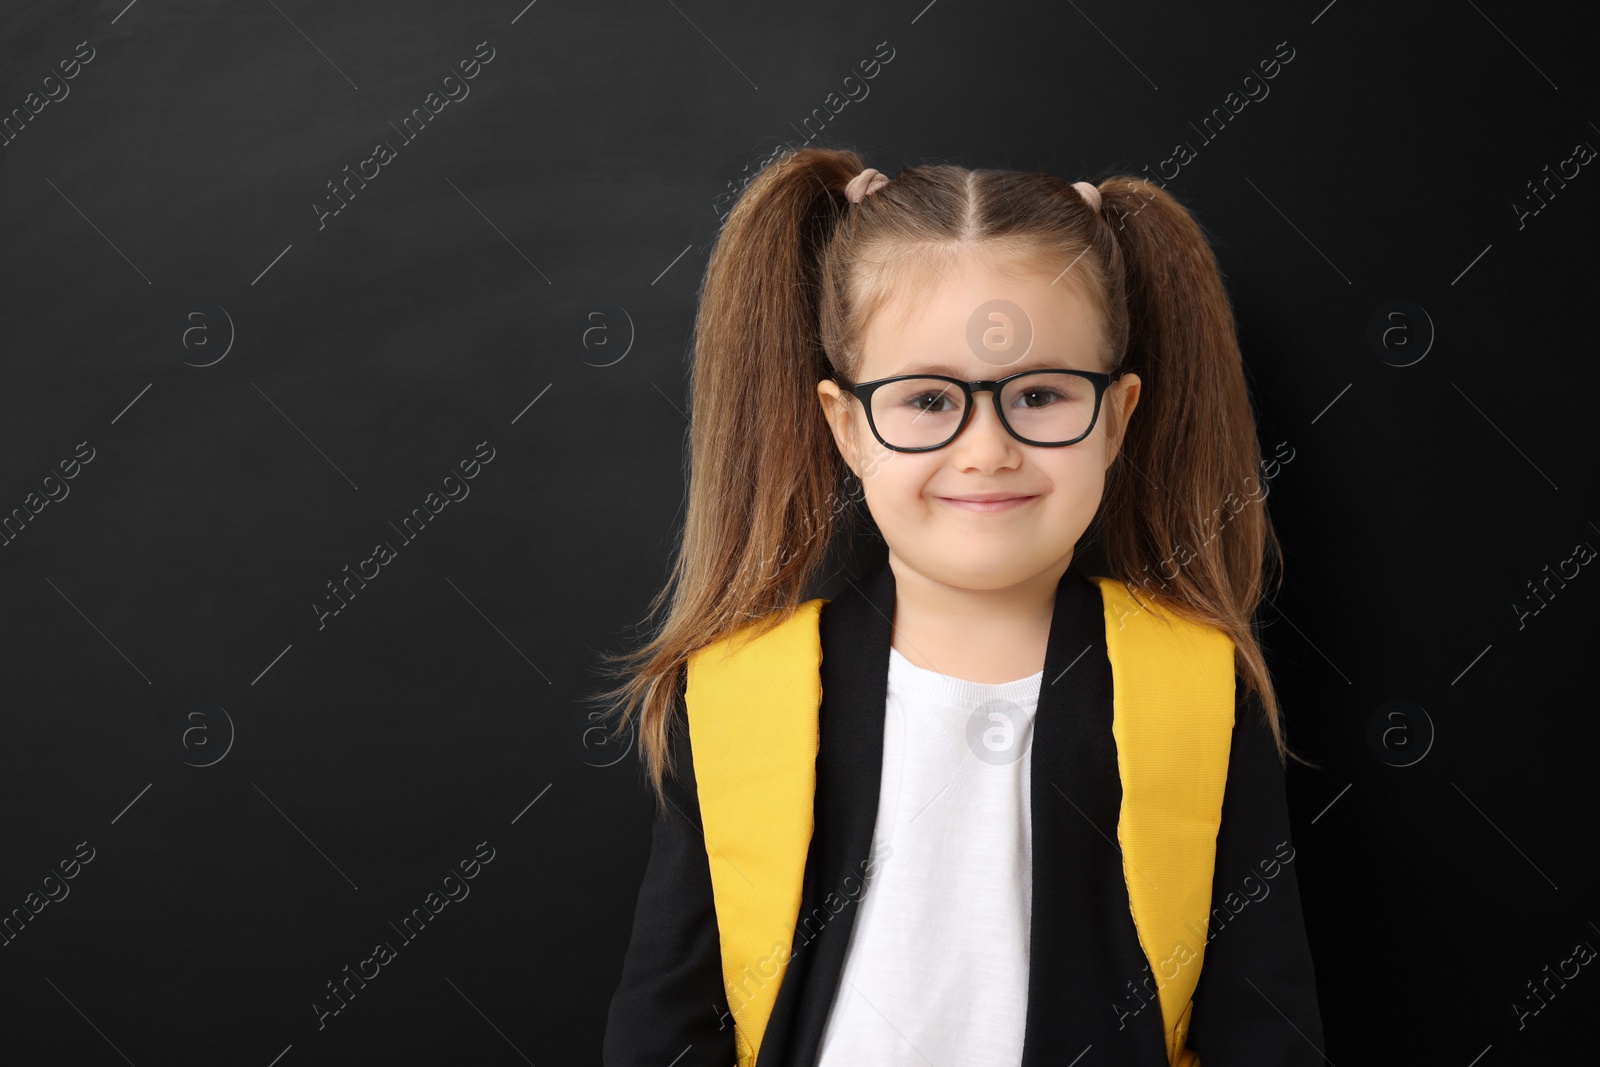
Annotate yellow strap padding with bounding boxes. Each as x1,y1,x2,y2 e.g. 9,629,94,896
1092,576,1235,1067
685,599,827,1067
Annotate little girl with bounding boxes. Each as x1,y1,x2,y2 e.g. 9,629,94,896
595,147,1326,1066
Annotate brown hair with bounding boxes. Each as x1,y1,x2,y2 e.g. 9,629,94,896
587,145,1307,814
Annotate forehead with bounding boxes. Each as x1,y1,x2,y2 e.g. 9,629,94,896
857,249,1107,380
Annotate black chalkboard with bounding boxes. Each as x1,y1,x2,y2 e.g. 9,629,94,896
1,0,1595,1063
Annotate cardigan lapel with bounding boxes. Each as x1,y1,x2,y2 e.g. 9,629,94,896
756,558,1169,1067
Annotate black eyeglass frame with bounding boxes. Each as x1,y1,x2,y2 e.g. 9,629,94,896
837,368,1123,452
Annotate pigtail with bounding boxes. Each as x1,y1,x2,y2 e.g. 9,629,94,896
1091,178,1299,765
586,147,868,812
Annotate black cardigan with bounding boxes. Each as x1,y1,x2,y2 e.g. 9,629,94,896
603,558,1327,1066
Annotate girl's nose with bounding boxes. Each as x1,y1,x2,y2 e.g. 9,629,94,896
950,393,1018,455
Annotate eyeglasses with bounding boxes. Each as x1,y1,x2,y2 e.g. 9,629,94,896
837,368,1122,452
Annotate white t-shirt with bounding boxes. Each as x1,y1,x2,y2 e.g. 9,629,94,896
814,645,1043,1066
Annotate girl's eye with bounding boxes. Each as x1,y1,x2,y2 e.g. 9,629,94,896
907,392,956,413
1014,387,1068,408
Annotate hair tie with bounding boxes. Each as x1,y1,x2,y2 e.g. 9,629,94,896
845,167,890,204
1072,180,1101,213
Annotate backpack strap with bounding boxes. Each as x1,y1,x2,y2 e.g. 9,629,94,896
1090,575,1236,1067
686,582,1234,1067
684,599,828,1067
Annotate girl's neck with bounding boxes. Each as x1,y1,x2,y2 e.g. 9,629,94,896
886,554,1069,685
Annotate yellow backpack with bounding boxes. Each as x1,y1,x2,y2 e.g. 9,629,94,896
684,575,1234,1067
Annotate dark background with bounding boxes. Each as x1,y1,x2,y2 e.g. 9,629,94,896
1,0,1595,1063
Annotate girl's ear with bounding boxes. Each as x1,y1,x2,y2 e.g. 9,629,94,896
1101,372,1142,468
816,379,862,476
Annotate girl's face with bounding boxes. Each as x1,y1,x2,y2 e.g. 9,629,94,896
816,250,1141,593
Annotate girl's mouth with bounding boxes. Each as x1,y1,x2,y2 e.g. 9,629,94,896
937,495,1037,512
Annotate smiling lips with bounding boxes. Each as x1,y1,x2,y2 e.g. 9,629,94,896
937,494,1037,512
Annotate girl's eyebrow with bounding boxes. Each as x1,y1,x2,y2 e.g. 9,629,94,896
896,357,1089,376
